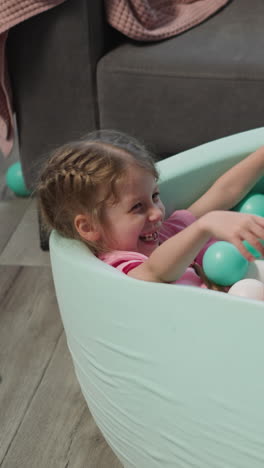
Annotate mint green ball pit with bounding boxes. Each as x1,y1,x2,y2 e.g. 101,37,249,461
50,128,264,468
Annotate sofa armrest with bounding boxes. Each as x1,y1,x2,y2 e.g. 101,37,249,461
7,0,115,188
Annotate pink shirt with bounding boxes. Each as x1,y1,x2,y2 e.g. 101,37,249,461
99,210,216,287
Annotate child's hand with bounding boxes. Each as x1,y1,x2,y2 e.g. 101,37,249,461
199,211,264,261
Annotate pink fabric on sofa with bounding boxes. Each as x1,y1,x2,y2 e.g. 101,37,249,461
105,0,230,41
0,0,66,157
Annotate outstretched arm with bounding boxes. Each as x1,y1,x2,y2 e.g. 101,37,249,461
188,146,264,219
128,211,264,283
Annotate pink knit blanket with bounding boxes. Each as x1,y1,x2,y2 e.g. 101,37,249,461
0,0,65,157
105,0,229,41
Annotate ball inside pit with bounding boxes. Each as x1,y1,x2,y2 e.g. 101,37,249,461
203,192,264,289
228,278,264,300
234,193,264,217
203,241,249,286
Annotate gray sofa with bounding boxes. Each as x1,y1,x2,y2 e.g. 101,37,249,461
7,0,264,246
7,0,264,187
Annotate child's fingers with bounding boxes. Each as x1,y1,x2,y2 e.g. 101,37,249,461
232,239,255,262
242,232,264,257
248,216,264,233
237,218,264,258
248,219,264,253
253,215,264,227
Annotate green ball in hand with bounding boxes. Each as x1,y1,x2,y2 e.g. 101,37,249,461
203,241,249,286
5,162,31,197
234,193,264,258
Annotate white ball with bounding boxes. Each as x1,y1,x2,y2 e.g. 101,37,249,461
228,278,264,300
245,260,264,282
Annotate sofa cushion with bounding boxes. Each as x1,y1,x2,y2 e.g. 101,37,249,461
97,0,264,157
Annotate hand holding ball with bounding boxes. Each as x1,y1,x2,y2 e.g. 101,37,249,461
242,240,264,259
234,193,264,258
202,241,249,286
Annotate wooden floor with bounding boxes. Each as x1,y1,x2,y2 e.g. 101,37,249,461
0,143,122,467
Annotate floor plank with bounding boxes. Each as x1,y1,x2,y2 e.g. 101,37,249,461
1,332,122,468
0,199,31,255
0,265,62,464
0,198,50,266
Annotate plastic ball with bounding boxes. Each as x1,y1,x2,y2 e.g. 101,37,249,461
5,161,31,197
202,241,249,286
245,260,264,283
228,278,264,300
234,193,264,217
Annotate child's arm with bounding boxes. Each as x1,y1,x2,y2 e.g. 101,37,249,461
128,211,264,283
188,146,264,218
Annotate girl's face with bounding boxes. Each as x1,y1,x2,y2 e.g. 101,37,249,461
101,165,165,257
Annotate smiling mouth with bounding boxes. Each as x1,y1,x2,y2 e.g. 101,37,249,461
139,232,158,242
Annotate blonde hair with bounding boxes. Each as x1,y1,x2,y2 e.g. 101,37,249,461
37,130,158,254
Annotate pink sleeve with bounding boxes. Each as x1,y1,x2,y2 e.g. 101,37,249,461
160,209,217,265
99,250,148,274
159,210,197,242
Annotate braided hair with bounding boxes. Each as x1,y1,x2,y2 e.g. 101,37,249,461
37,130,158,254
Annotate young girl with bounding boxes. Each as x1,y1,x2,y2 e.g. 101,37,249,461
37,130,264,289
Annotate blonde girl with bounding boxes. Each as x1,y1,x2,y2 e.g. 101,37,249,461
37,130,264,289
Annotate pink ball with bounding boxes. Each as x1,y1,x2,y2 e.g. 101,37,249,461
228,279,264,300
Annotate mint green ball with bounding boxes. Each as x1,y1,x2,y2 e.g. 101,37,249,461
203,241,249,286
6,162,31,197
234,193,264,217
